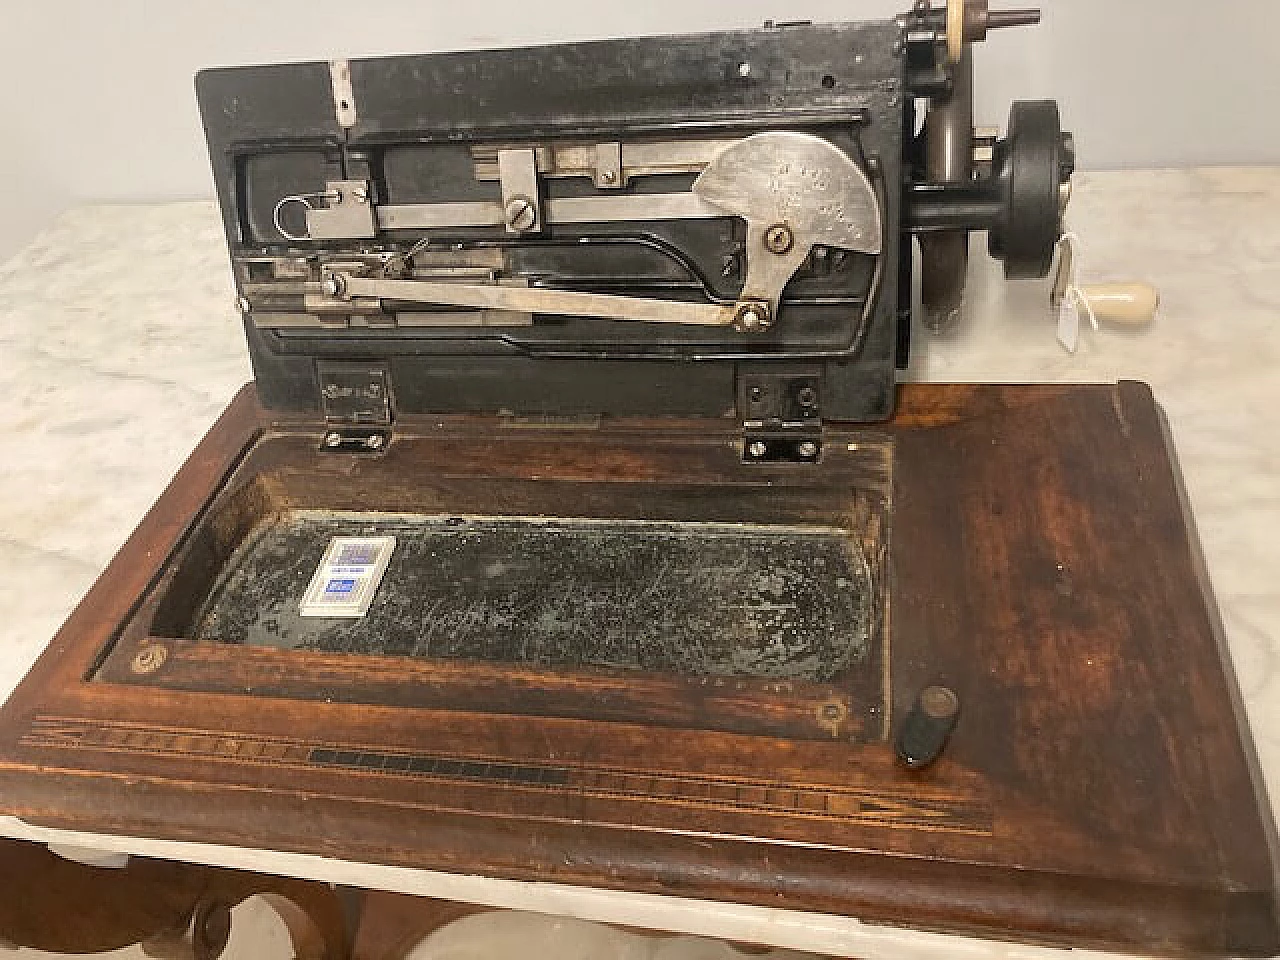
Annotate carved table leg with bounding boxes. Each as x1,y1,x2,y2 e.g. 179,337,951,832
141,899,233,960
213,872,354,960
0,838,351,958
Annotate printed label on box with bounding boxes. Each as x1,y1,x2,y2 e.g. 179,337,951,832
299,536,396,618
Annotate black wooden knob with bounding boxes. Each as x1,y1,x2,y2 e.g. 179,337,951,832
895,685,960,770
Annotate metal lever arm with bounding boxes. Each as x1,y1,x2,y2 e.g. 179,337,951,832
323,273,744,327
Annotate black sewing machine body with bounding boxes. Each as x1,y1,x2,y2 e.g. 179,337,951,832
199,8,1070,433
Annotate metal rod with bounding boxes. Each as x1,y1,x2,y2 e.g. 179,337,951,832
987,8,1041,29
330,275,736,327
919,46,974,329
376,192,727,232
905,182,1003,233
917,7,1040,32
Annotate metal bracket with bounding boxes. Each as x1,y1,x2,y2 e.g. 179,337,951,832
306,180,377,240
317,361,393,454
744,432,823,464
498,148,542,234
319,426,392,455
317,362,392,426
329,59,358,129
739,370,824,464
594,142,623,188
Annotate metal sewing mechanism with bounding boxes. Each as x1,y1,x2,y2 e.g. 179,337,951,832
229,0,1073,430
271,131,883,335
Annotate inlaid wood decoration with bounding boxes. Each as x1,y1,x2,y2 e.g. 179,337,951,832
0,383,1276,958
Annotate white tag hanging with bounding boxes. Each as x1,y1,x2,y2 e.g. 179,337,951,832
1057,288,1081,354
1051,233,1098,354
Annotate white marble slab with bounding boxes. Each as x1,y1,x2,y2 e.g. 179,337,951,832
0,169,1277,959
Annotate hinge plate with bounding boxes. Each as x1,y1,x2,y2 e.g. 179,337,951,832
739,370,823,464
319,426,392,455
744,432,823,464
317,361,392,428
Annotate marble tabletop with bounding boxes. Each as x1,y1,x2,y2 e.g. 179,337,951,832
1,168,1277,959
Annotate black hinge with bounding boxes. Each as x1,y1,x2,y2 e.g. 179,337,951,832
317,361,392,453
738,370,823,464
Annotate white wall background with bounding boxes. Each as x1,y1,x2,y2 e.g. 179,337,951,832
1,0,1277,260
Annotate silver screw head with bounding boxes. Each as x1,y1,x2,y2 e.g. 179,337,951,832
737,61,752,78
733,302,771,333
764,223,795,255
364,434,384,450
747,440,769,459
324,432,343,447
320,272,345,297
601,170,617,185
504,197,537,231
235,295,252,316
797,441,820,459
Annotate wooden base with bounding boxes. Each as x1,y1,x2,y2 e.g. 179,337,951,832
0,839,349,958
0,383,1275,957
348,893,786,959
0,845,764,960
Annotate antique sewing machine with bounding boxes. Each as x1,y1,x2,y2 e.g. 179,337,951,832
0,2,1275,956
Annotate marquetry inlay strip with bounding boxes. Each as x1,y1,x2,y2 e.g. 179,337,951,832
22,716,992,835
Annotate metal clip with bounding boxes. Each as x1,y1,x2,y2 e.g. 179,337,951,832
498,148,542,234
306,180,377,240
594,142,623,188
330,59,357,128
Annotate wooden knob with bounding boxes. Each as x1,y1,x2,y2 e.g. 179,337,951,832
1077,283,1160,325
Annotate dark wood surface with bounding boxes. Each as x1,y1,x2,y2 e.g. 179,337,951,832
0,382,1275,957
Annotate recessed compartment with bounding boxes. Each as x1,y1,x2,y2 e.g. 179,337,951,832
100,421,892,742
